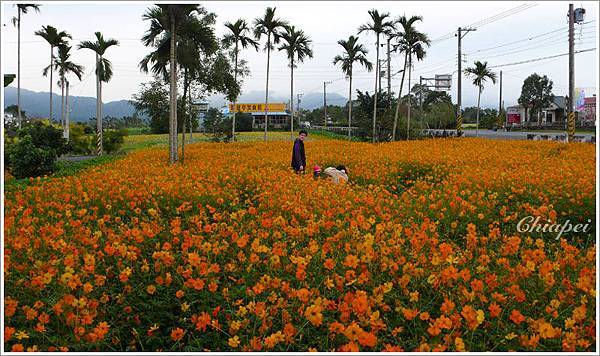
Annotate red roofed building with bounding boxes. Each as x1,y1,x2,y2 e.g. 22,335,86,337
582,96,596,123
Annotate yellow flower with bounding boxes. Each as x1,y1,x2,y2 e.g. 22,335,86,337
228,335,240,348
181,302,190,312
455,337,466,351
15,331,29,340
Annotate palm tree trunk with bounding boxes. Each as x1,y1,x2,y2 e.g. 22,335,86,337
233,44,238,141
181,68,188,163
372,34,379,143
49,46,54,121
387,37,391,109
476,86,481,137
169,14,178,163
348,70,353,140
264,33,271,142
392,52,408,141
61,76,65,135
17,9,22,128
290,58,294,140
188,88,193,141
65,81,70,140
96,54,102,155
407,54,412,140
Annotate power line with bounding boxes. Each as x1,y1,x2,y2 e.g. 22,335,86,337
467,3,537,29
489,47,596,68
470,35,596,61
465,21,595,55
430,3,538,44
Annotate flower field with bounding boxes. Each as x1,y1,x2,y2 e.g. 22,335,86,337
3,138,596,352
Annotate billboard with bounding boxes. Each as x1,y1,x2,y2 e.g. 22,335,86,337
506,107,522,124
435,74,452,91
228,103,287,113
575,88,586,111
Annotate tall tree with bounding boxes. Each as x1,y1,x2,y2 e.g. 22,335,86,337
464,61,497,137
254,7,288,141
222,19,258,141
140,4,205,163
358,9,393,143
35,25,71,122
279,25,313,140
52,45,84,140
392,15,429,141
78,32,119,155
12,4,40,128
333,35,373,139
518,73,554,124
141,4,220,163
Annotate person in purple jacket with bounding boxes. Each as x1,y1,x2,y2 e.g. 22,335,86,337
291,130,308,173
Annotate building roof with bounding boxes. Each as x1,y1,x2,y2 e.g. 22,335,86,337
250,112,290,116
552,96,566,109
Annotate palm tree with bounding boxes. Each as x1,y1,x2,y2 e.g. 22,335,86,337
253,7,288,141
392,15,430,141
358,9,393,143
12,4,40,128
279,25,313,140
141,5,204,164
35,25,71,122
78,32,119,155
333,36,373,139
464,61,497,137
53,45,84,140
141,5,217,163
223,19,258,141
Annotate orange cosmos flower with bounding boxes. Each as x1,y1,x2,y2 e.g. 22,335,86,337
304,304,323,327
170,327,185,341
509,309,526,324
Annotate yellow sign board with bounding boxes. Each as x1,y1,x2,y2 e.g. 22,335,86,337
228,103,287,113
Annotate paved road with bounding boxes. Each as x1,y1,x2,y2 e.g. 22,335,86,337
58,155,97,162
425,129,596,142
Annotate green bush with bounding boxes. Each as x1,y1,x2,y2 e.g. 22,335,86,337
103,129,128,154
6,135,57,178
69,124,94,155
18,121,69,156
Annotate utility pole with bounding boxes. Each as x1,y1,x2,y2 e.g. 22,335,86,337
323,81,332,126
456,26,476,136
419,76,423,109
297,93,303,113
567,3,575,142
378,59,384,94
498,70,503,128
387,38,392,108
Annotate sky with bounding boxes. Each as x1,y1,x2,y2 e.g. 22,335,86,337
2,1,598,109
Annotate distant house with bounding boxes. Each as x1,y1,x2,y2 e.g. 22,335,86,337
505,95,568,127
542,96,567,123
251,112,291,129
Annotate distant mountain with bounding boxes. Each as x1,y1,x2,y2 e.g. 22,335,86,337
208,90,348,110
4,86,350,121
3,86,138,121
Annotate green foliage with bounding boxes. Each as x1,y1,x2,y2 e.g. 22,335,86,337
203,108,232,142
18,121,69,156
132,80,170,134
518,73,554,122
422,102,456,129
235,113,253,132
303,105,347,125
69,123,94,155
5,135,56,178
103,129,128,154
